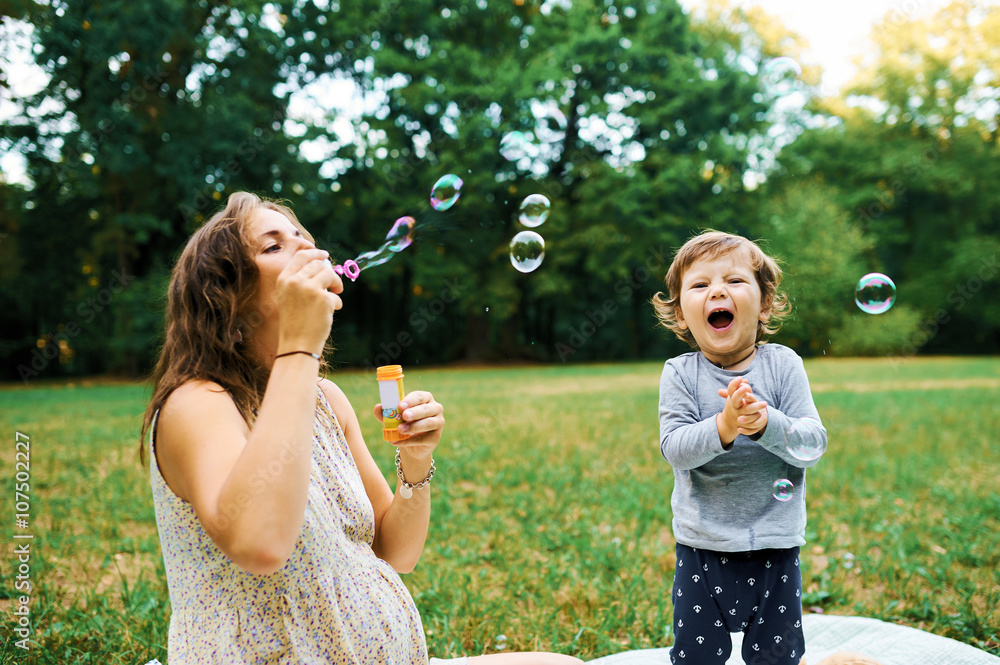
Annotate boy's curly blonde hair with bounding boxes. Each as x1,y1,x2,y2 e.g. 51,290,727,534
651,230,790,348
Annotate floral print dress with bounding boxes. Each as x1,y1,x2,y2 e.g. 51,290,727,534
149,386,428,664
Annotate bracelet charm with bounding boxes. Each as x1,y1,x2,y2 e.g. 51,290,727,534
395,449,435,499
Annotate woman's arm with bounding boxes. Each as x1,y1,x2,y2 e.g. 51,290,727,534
156,247,340,575
320,379,443,573
156,355,323,574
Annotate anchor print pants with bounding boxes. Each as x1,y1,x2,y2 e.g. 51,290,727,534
669,544,805,665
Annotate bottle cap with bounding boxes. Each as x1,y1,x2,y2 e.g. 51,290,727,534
382,427,409,442
377,365,404,381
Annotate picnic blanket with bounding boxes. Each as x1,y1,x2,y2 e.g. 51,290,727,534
585,614,1000,665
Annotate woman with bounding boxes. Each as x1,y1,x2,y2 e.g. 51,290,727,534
140,192,581,664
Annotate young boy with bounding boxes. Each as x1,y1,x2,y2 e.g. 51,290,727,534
651,230,827,665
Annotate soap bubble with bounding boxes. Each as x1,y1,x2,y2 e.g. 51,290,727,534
536,111,567,143
510,231,545,273
855,273,896,314
532,99,567,143
430,174,463,211
385,216,415,252
354,245,395,271
772,478,794,502
500,131,532,161
761,57,801,96
518,194,550,228
784,417,825,462
842,552,855,570
495,634,508,651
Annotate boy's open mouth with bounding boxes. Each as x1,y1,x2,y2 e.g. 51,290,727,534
708,308,734,331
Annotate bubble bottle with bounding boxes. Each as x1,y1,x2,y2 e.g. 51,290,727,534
376,365,410,443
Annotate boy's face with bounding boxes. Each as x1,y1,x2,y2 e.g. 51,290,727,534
676,252,768,362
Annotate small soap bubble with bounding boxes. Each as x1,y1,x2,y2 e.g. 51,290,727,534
772,478,795,502
385,216,415,252
500,131,531,161
855,273,896,314
509,231,545,273
495,634,508,651
761,57,801,96
532,100,567,142
430,174,463,211
784,417,825,462
518,194,550,228
842,552,855,570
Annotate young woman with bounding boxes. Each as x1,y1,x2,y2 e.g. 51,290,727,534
141,192,581,664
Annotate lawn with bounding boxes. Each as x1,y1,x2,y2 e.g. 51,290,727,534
1,356,999,663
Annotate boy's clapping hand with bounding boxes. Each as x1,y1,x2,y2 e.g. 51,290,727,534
716,377,769,443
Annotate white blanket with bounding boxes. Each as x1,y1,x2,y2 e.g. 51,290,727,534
585,614,1000,665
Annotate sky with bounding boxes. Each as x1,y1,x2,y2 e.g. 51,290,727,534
678,0,956,96
0,0,970,185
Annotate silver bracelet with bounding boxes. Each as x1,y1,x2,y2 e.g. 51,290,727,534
395,449,435,499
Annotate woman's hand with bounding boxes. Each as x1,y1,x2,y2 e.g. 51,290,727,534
275,249,343,354
373,390,444,463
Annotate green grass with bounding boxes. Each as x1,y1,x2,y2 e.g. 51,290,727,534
1,357,999,662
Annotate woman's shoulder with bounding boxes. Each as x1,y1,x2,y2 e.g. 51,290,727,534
166,378,230,402
317,378,359,422
317,377,349,408
158,379,248,440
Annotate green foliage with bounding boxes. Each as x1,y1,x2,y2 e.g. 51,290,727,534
774,1,1000,356
1,0,780,378
753,180,873,356
828,305,923,357
2,0,998,380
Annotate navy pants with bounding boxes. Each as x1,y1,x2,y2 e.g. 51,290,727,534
669,544,805,665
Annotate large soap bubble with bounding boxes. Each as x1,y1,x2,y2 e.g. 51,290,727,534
509,231,545,273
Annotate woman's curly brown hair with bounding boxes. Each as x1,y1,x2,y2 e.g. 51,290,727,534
138,192,331,464
651,230,790,348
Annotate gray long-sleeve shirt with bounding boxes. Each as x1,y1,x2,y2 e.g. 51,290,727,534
659,343,827,552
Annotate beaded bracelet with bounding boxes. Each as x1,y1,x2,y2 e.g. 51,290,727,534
395,449,435,499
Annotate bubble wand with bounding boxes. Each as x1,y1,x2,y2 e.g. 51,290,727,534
330,174,462,281
331,215,416,282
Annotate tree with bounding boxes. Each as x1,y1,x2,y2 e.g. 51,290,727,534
327,0,781,363
3,0,911,378
769,0,1000,355
1,0,324,379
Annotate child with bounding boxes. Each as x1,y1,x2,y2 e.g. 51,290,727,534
651,230,827,665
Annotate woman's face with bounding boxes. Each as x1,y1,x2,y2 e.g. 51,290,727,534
249,207,318,316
